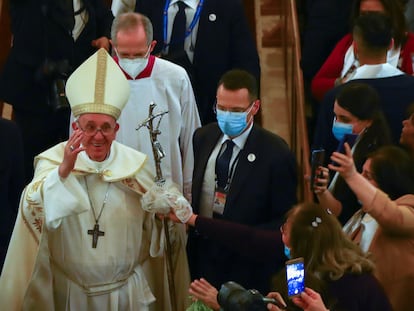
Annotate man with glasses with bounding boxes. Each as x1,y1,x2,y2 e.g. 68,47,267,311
187,69,297,294
111,12,201,202
0,49,191,311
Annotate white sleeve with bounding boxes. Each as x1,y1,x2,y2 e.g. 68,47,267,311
43,168,89,229
111,0,136,16
179,73,201,200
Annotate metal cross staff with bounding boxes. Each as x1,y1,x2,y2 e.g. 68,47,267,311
137,102,177,311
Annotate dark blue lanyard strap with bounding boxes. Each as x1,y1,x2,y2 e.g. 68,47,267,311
163,0,204,52
215,144,241,192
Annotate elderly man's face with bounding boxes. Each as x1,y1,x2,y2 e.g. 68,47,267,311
74,113,119,162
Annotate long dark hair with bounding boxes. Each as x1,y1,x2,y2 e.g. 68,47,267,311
332,83,392,223
336,82,392,155
350,0,407,47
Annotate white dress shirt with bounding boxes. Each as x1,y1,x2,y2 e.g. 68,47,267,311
167,0,200,62
73,0,88,41
199,123,253,218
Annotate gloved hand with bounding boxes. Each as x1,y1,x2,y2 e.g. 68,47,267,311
141,182,193,223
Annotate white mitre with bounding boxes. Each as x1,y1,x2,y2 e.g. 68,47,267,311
66,48,130,119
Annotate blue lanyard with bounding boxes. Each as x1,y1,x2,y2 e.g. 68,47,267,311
162,0,204,52
214,142,241,192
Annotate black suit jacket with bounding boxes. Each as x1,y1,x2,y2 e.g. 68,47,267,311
135,0,261,124
0,118,24,270
0,0,113,114
188,123,297,293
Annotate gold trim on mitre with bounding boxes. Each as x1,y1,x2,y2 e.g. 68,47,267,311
66,48,130,120
71,103,121,120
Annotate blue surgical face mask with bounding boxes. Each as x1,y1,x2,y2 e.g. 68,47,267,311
284,245,291,259
332,118,353,141
216,105,253,137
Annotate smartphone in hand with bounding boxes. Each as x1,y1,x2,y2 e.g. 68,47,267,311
286,257,305,298
332,133,358,166
310,149,325,192
336,133,358,154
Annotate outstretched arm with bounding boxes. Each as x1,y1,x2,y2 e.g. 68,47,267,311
328,143,376,207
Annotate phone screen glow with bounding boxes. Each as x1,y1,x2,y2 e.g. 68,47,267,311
286,261,305,297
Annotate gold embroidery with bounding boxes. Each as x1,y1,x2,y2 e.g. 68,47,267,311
122,178,146,194
95,48,106,105
72,104,121,120
21,179,46,243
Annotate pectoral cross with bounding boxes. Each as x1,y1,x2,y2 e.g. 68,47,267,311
87,223,105,248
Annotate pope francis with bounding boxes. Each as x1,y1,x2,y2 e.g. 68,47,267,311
0,48,190,310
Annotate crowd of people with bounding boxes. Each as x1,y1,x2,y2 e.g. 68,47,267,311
0,0,414,311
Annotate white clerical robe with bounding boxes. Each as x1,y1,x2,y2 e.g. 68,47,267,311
0,141,190,311
116,56,201,200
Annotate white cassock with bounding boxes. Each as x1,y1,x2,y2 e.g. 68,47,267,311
0,141,190,311
116,55,201,200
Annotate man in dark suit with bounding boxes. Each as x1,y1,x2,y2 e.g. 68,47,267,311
188,69,297,294
0,118,24,271
130,0,260,125
0,0,113,182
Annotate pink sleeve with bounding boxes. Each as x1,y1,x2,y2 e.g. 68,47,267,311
311,34,353,102
365,191,414,236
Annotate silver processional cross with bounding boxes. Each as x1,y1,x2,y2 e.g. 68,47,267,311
137,102,177,311
136,102,168,185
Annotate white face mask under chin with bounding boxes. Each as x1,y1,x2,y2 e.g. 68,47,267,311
118,57,149,78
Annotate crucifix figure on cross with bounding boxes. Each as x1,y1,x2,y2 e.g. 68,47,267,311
88,223,105,248
136,102,168,184
137,102,178,311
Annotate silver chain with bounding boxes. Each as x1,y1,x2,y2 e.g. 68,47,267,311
84,176,110,224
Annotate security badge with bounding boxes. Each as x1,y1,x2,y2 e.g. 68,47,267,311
213,188,227,215
212,152,256,215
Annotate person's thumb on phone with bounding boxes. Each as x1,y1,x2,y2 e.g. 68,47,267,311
293,288,329,311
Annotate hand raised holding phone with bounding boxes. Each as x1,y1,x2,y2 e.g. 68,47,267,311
312,166,329,194
331,133,358,166
286,257,305,298
328,143,358,180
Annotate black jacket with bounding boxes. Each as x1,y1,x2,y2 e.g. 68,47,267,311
0,0,113,113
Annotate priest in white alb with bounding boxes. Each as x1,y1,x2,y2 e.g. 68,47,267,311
0,48,191,311
112,12,201,201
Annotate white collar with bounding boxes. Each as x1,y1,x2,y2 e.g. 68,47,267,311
170,0,199,10
79,144,115,174
349,63,404,81
341,44,401,79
